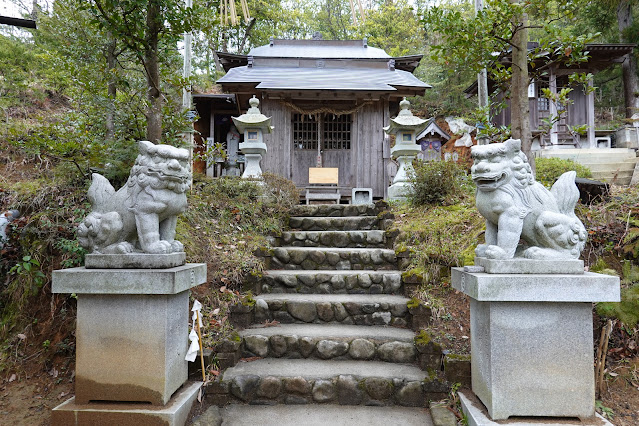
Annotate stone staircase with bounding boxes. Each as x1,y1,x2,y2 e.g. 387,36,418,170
537,148,638,185
206,202,447,422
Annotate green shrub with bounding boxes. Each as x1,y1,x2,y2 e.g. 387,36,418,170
535,157,592,188
407,160,472,206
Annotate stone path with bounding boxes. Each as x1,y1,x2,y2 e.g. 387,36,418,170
206,203,447,422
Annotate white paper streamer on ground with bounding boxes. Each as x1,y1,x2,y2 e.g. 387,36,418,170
185,299,203,362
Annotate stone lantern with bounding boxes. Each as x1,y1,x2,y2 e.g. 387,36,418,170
383,98,428,201
232,95,274,179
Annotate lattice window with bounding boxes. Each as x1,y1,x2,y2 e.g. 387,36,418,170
293,114,318,150
323,114,351,150
292,113,352,150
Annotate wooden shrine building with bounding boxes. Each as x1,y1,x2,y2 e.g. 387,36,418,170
193,37,429,201
465,43,634,149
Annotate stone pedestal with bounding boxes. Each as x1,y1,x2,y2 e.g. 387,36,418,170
51,263,206,425
239,142,267,179
451,263,619,421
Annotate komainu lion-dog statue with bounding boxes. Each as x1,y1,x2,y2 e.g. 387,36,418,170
471,138,587,260
78,140,191,254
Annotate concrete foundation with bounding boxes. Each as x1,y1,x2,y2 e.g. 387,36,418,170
452,267,619,421
459,391,613,426
52,381,201,426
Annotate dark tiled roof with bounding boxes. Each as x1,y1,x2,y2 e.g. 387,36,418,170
217,66,430,91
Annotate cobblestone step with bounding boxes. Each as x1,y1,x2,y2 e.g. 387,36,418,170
290,204,381,218
255,293,411,328
201,404,435,426
209,358,447,407
239,324,418,363
270,247,397,271
281,230,388,248
260,270,403,294
288,216,382,231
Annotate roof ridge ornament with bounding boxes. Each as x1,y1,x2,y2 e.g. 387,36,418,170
388,58,395,71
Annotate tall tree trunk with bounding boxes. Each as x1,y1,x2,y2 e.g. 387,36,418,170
145,0,163,143
510,3,533,169
105,34,116,142
617,1,639,118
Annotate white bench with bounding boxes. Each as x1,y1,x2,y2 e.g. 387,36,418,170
305,168,342,205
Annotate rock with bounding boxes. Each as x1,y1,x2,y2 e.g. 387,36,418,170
289,250,308,265
274,248,290,264
398,381,424,407
278,275,299,288
254,298,270,323
256,376,282,399
284,335,299,353
390,303,408,317
368,231,384,244
316,273,330,283
230,375,260,401
370,250,384,264
298,274,316,287
364,377,394,400
336,260,351,270
326,252,341,265
269,300,283,310
344,275,358,290
383,274,402,292
244,335,269,357
378,341,416,363
574,177,610,204
316,302,335,322
191,406,222,426
317,283,331,294
269,335,288,357
361,303,377,314
301,259,318,270
316,340,349,359
371,311,391,325
350,231,365,244
348,338,375,360
312,379,336,402
369,284,383,294
333,303,348,321
273,311,294,324
358,274,372,288
337,375,363,405
287,301,317,322
430,402,458,426
334,233,350,248
299,337,316,358
330,275,345,290
343,302,361,316
284,376,311,395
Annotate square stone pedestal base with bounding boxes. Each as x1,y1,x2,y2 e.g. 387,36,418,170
459,391,613,426
75,291,188,405
52,381,201,426
451,268,619,421
52,264,206,406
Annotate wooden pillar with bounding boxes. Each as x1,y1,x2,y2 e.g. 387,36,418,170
207,107,215,177
549,67,558,146
586,77,596,148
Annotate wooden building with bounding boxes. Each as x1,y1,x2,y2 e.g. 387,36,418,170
465,43,634,149
193,38,429,201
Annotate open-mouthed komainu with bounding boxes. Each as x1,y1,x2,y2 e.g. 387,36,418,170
471,138,587,260
77,140,191,254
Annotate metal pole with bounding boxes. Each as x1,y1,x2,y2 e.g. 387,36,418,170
475,0,489,145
